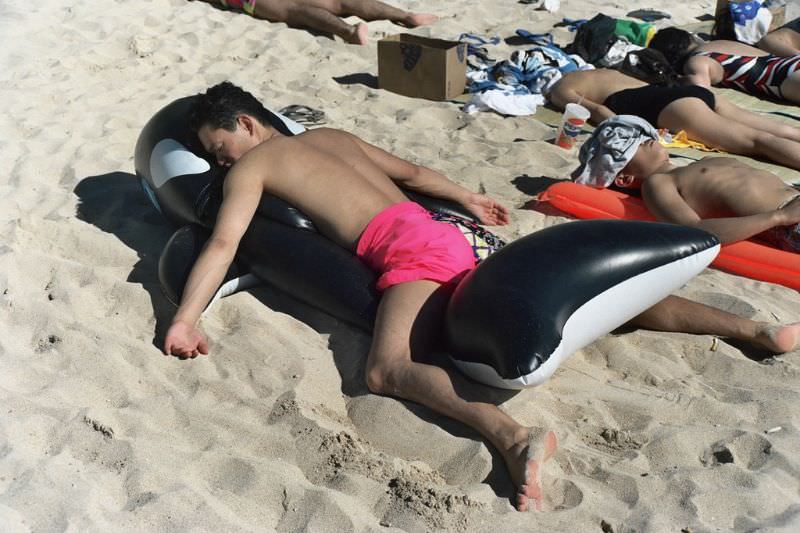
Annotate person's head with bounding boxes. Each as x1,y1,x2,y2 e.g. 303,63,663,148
191,81,276,166
571,115,663,188
613,139,669,189
648,27,697,71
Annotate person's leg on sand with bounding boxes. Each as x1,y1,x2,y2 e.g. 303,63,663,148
299,0,436,27
252,0,368,44
365,280,557,511
629,295,800,353
658,98,800,171
714,97,800,143
778,72,800,105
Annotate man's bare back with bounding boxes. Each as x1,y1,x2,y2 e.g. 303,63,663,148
549,70,643,106
231,128,408,250
649,157,799,219
548,69,645,124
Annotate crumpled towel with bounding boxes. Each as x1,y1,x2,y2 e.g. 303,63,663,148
519,0,560,13
463,90,546,116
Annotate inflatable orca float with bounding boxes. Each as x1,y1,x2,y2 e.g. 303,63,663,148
135,96,721,389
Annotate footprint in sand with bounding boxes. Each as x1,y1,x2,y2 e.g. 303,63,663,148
541,477,583,511
701,432,772,470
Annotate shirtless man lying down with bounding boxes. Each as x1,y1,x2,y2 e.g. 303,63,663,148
572,114,800,251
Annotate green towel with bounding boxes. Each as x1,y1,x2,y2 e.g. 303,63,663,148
614,19,656,46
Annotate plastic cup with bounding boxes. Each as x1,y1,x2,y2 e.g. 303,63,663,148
554,103,590,149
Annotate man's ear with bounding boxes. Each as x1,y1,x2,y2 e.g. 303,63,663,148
614,172,635,188
237,114,256,135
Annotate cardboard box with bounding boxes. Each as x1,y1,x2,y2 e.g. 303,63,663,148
714,0,785,35
378,34,467,101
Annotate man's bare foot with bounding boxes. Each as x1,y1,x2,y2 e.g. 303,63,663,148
755,322,800,353
500,427,558,511
345,22,368,45
398,13,438,28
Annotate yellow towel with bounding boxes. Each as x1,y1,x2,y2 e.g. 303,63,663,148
658,130,724,153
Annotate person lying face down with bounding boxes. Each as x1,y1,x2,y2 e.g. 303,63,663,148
164,84,800,513
648,27,800,104
572,115,800,251
195,0,437,45
546,68,800,172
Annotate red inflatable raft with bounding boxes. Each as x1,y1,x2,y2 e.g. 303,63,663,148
540,181,800,290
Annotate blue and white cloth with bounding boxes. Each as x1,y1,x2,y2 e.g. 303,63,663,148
731,0,773,44
461,32,592,116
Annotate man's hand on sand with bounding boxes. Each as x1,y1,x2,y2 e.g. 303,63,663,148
465,193,510,226
164,320,209,358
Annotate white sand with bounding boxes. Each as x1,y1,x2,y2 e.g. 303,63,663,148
1,0,799,530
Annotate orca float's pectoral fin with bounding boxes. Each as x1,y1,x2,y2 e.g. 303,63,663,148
158,224,258,312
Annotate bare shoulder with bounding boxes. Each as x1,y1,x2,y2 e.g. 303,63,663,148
701,39,765,56
644,170,676,189
684,54,708,69
550,69,582,88
298,127,354,141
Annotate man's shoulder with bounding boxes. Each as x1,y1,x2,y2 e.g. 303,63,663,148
643,170,678,191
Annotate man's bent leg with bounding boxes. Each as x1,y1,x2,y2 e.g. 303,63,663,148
629,295,800,353
365,280,557,511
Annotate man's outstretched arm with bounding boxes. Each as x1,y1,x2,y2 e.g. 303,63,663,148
163,163,263,357
643,176,791,244
350,135,509,225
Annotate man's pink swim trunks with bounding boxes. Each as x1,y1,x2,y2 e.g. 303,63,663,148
356,202,477,291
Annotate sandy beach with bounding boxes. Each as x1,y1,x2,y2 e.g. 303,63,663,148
1,0,799,530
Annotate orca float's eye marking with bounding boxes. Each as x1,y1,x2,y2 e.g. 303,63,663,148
149,138,211,188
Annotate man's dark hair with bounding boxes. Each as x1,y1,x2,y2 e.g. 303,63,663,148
190,81,277,132
648,27,695,72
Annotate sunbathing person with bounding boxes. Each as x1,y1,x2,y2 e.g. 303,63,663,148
164,82,800,512
573,114,800,251
195,0,436,45
758,18,800,57
547,68,800,171
648,27,800,104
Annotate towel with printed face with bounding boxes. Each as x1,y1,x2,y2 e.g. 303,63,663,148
571,115,659,188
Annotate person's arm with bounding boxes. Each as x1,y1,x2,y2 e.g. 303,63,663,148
350,135,509,225
575,97,615,125
642,176,786,244
163,162,263,357
683,56,713,87
548,87,613,125
758,28,800,56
